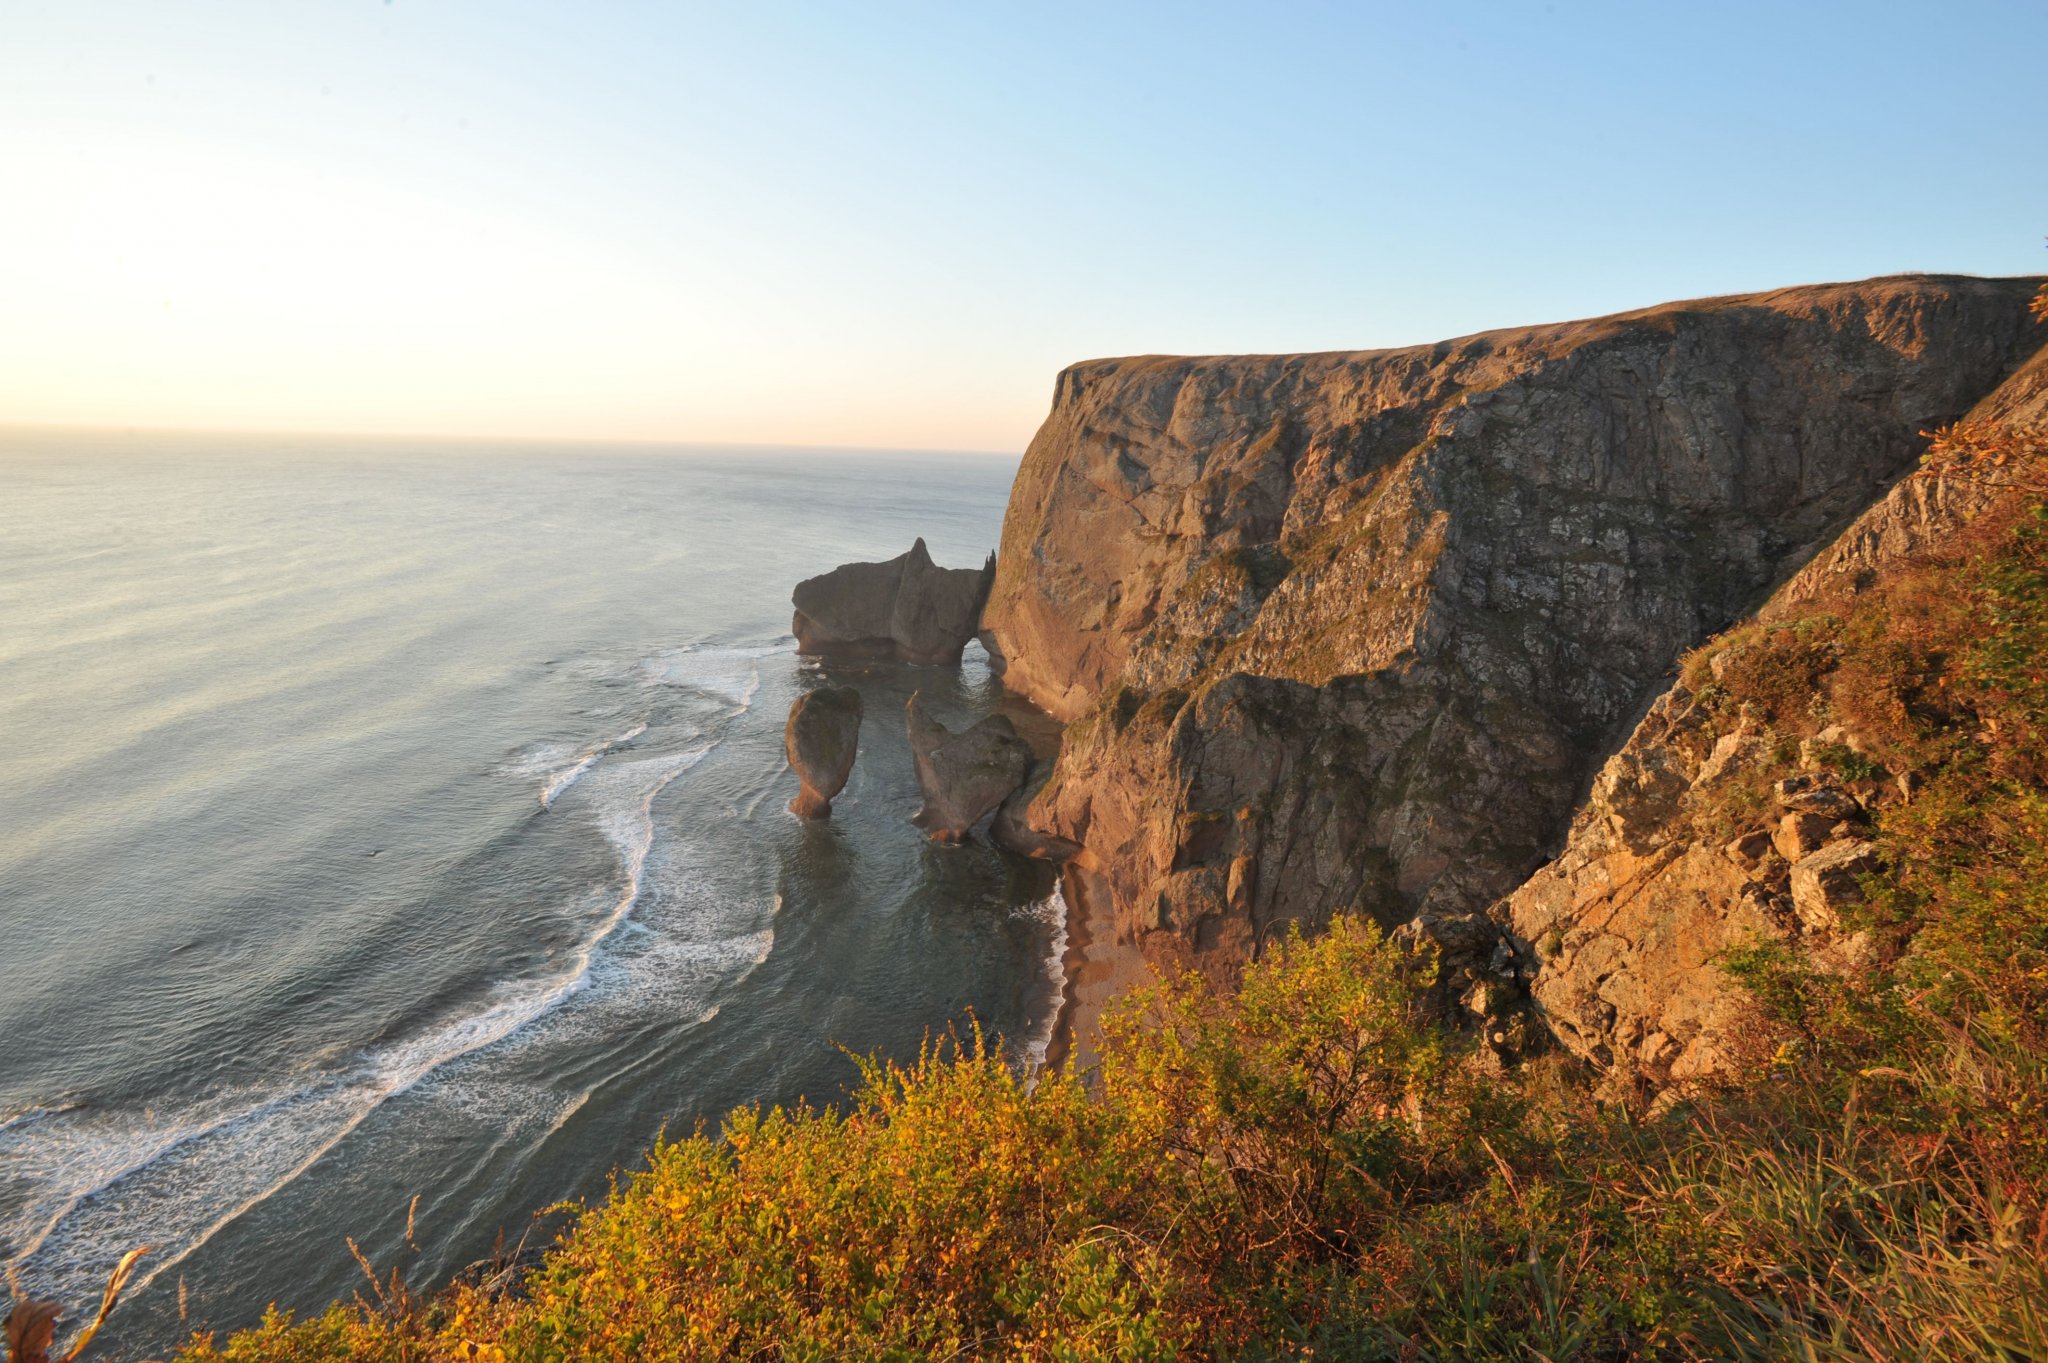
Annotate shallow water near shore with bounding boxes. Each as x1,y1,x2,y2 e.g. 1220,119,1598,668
0,430,1059,1359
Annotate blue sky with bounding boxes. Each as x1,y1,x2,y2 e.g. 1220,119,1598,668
2,1,2043,449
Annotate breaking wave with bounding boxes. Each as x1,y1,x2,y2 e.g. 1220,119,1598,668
1012,883,1071,1072
0,739,742,1314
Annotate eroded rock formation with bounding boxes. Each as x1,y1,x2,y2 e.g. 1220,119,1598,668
793,539,995,665
990,760,1076,861
785,686,864,818
1496,338,2048,1092
906,692,1033,843
982,274,2044,984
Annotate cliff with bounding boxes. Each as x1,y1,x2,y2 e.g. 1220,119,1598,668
983,275,2044,986
1499,337,2048,1092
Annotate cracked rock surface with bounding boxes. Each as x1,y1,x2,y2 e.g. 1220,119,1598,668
1498,332,2048,1092
980,274,2043,989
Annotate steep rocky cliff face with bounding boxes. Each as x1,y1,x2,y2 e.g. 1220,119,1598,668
1499,336,2048,1092
983,275,2043,984
1765,335,2048,615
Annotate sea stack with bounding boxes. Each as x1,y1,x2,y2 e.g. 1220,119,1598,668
905,692,1032,843
785,686,864,818
792,539,994,666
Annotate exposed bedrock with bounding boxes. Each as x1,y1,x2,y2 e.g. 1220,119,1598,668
906,692,1033,843
785,686,864,818
1766,330,2048,615
990,759,1078,861
981,273,2044,984
792,538,995,665
1497,336,2048,1092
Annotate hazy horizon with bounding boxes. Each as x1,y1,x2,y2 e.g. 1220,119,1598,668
0,420,1026,458
5,1,2045,450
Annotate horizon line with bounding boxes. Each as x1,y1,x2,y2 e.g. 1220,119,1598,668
0,418,1025,460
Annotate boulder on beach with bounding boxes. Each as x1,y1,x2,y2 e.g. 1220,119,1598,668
792,539,994,666
785,686,864,818
906,691,1032,842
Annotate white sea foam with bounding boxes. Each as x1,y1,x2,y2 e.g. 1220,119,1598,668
502,721,655,809
1011,883,1071,1073
0,1104,76,1137
537,722,647,808
0,740,726,1313
539,754,601,807
500,739,577,779
535,886,779,1052
633,928,776,981
638,641,786,710
542,1089,593,1138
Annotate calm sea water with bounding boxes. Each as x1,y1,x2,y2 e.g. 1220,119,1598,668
0,430,1059,1359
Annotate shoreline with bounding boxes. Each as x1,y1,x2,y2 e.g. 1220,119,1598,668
1040,863,1154,1077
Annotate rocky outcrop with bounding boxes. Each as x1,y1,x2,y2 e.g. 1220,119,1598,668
906,693,1033,843
785,686,864,818
990,760,1077,860
1498,338,2048,1092
792,540,994,666
1494,686,1881,1087
982,275,2043,984
1767,337,2048,615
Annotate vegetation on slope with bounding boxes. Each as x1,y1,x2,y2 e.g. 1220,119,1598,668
11,418,2044,1362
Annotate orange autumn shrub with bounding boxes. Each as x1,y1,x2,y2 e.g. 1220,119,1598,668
488,919,1488,1361
1093,920,1516,1345
499,1032,1178,1362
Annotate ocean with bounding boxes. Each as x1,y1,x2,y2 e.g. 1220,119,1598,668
0,430,1061,1359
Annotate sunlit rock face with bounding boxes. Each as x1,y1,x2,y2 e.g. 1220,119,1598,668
785,686,863,818
905,692,1033,843
981,274,2043,986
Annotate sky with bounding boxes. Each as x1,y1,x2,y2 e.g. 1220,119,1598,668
2,1,2044,453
